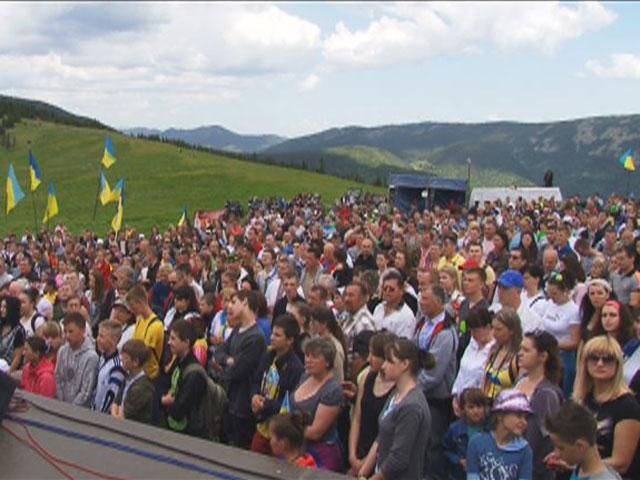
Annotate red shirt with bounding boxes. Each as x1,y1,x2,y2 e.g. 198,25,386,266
21,358,56,399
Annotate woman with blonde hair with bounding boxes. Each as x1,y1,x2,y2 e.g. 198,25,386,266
573,335,640,478
439,266,464,313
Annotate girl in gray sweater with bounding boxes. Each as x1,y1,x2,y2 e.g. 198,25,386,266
359,338,431,480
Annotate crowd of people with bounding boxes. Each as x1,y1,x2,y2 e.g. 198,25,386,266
1,188,640,479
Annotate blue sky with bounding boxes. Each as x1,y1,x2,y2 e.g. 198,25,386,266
0,2,639,137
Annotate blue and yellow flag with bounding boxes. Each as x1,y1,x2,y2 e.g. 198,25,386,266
6,164,25,214
619,148,636,172
42,182,59,224
111,179,124,234
279,391,291,414
178,207,188,227
102,136,117,169
28,151,42,191
110,178,124,203
99,171,113,206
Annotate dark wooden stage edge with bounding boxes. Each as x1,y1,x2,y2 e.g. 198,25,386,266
1,391,345,479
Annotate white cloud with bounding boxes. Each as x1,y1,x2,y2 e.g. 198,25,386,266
297,74,320,92
0,3,324,129
586,53,640,79
323,2,616,67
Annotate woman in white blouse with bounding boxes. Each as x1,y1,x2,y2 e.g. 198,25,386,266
451,307,494,416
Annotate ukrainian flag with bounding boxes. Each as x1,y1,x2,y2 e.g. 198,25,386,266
178,207,188,227
42,182,59,223
110,178,124,203
279,391,291,414
99,171,113,206
619,148,636,172
28,151,42,191
111,179,124,234
102,136,117,169
6,164,25,214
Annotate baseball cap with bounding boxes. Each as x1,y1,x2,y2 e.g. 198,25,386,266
460,258,480,271
112,298,131,312
492,389,533,414
497,270,524,289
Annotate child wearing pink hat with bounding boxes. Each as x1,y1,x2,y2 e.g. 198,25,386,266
466,389,533,479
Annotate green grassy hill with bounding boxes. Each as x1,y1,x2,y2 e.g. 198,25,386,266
326,145,406,168
0,120,381,235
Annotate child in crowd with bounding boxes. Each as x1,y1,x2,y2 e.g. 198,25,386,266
546,401,622,480
189,314,208,367
466,389,533,480
41,320,63,366
55,312,99,407
442,388,489,480
92,320,126,413
21,336,56,399
112,339,156,426
269,412,316,469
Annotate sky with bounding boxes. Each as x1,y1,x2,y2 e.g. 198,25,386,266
1,1,639,137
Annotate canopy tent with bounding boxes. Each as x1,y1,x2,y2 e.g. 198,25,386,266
469,187,563,206
388,174,468,214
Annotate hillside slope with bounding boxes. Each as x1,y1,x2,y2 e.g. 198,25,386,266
0,121,379,235
0,94,107,130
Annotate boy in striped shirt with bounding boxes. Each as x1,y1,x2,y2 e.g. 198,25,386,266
92,320,126,413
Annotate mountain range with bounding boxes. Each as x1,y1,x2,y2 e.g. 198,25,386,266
258,116,640,195
2,93,638,196
126,116,640,196
123,125,286,153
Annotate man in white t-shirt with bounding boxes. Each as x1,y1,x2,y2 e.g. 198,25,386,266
373,269,416,338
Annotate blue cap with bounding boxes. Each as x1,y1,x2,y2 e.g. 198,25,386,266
497,270,524,289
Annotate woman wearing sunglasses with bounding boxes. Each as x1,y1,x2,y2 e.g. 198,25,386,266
573,335,640,479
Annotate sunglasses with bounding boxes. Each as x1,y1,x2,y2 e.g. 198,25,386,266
586,353,617,365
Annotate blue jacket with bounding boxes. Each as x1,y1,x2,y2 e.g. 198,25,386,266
443,419,485,480
443,419,471,480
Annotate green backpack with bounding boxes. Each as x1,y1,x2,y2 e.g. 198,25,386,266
182,363,227,442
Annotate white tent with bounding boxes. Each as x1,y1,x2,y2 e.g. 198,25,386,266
469,187,563,206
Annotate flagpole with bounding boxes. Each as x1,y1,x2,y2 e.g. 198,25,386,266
627,171,630,198
27,147,38,233
92,171,101,222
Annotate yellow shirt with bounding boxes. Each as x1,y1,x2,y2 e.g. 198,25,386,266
437,253,466,271
133,313,164,380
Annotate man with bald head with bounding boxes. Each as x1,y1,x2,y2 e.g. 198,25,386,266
542,245,559,290
354,238,376,271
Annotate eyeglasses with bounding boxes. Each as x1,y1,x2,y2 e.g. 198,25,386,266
586,353,617,365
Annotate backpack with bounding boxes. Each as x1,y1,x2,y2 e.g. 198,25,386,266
182,362,227,442
30,313,45,336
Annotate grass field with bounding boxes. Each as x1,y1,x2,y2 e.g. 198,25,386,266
0,121,382,235
326,145,407,168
